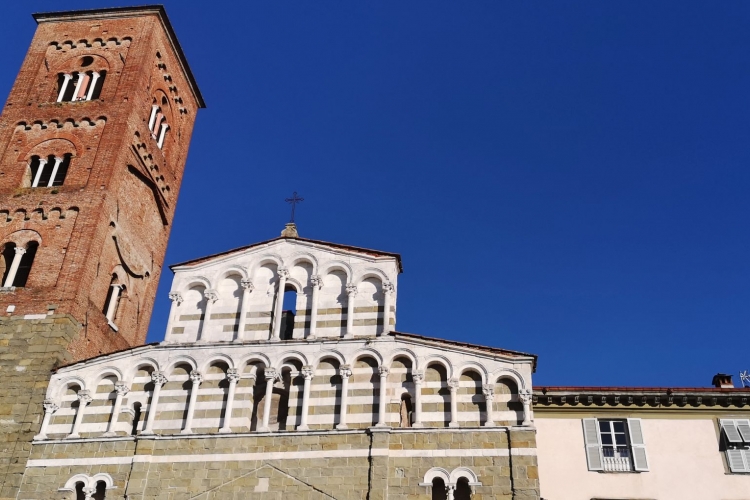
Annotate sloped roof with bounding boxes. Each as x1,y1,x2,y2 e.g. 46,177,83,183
170,236,403,272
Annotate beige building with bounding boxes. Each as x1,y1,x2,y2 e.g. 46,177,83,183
534,378,750,500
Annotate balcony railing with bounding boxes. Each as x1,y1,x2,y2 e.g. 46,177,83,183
602,446,633,472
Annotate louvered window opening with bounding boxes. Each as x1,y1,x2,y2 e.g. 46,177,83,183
583,418,649,473
57,71,106,102
720,419,750,473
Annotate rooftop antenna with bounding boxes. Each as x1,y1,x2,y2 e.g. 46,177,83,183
740,370,750,388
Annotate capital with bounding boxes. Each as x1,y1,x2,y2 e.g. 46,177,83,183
42,399,59,414
76,390,93,405
339,365,352,379
114,382,130,396
277,267,289,279
189,370,203,385
151,371,168,386
264,368,279,381
168,292,183,305
378,365,389,377
346,284,358,297
301,366,314,380
448,378,460,391
310,275,323,288
519,389,533,404
13,247,26,256
240,278,254,291
82,486,96,499
226,368,240,383
482,384,494,400
382,281,394,295
203,289,219,303
411,371,424,384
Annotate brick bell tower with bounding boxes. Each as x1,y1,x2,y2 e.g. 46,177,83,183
0,7,204,496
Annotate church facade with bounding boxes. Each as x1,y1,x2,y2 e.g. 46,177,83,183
0,6,748,500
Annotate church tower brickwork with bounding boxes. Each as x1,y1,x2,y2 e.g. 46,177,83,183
0,7,203,497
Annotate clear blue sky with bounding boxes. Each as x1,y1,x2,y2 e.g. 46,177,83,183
2,2,749,387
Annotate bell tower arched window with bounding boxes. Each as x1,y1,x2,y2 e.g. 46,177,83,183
56,64,106,103
29,154,71,187
148,96,171,149
1,241,39,288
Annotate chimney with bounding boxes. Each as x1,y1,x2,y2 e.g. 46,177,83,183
712,373,734,388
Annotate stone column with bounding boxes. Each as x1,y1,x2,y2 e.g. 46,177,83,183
482,384,495,427
165,292,183,341
236,279,254,342
46,156,64,187
345,283,358,338
103,383,130,436
142,371,167,435
219,369,240,433
381,281,394,335
104,284,123,322
376,366,389,427
67,390,93,439
272,268,289,341
298,365,314,431
181,371,203,434
82,486,96,500
258,368,278,431
157,122,170,148
308,275,322,339
198,289,218,342
148,105,160,131
34,399,59,440
56,73,73,102
3,247,26,287
520,389,533,426
447,484,456,500
412,371,424,428
448,378,460,428
336,365,352,430
85,71,100,100
31,158,47,187
72,72,90,100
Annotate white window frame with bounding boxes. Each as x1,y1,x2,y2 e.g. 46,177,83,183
720,419,750,473
582,417,649,472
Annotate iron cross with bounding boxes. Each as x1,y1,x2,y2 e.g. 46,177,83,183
285,191,304,223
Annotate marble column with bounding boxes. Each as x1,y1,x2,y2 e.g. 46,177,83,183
3,247,26,287
308,275,323,339
482,384,495,427
85,71,100,100
34,399,59,440
236,279,254,342
448,378,460,428
142,371,167,435
82,486,96,500
520,389,533,426
345,283,358,338
198,289,218,342
104,284,123,323
219,369,240,433
376,366,389,427
56,73,73,102
67,390,93,439
259,368,278,431
297,366,314,431
181,371,203,434
412,371,424,428
103,383,129,436
336,365,352,430
381,281,394,335
46,156,64,187
271,268,289,341
31,158,47,187
165,292,183,341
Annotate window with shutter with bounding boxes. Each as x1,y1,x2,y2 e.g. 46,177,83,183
582,418,648,473
720,419,750,473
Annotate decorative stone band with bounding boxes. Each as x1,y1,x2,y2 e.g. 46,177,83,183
533,387,750,409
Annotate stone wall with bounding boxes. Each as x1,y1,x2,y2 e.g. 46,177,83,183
18,427,539,500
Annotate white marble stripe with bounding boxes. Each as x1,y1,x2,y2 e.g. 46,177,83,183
26,446,534,468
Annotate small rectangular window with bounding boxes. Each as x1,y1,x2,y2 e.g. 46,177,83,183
582,418,649,472
720,419,750,473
